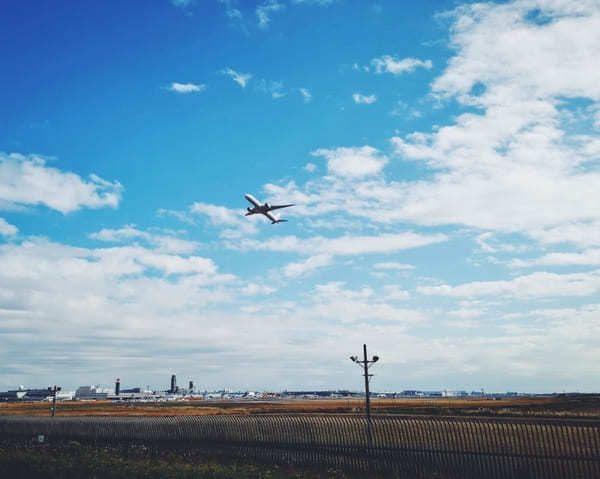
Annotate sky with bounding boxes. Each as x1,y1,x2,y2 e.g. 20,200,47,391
1,0,600,393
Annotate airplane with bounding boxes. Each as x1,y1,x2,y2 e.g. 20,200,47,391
244,193,294,224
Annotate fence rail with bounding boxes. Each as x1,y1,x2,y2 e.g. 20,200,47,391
1,414,599,477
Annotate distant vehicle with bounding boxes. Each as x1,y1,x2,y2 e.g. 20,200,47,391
244,193,294,224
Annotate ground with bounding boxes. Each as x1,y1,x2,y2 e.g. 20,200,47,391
2,394,600,418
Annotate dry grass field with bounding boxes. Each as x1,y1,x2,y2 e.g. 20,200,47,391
2,394,600,418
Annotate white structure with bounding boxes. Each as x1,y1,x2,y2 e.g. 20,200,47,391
75,385,112,400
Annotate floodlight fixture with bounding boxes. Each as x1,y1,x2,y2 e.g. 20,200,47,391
348,344,380,450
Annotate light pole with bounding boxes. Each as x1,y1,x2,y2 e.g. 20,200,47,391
49,385,61,417
350,344,379,449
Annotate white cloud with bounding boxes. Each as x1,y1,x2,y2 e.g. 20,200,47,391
311,146,387,178
291,0,334,5
352,93,377,104
241,283,276,295
0,236,250,388
156,208,196,225
418,270,600,299
474,232,498,253
223,68,253,88
0,218,17,236
90,225,152,243
4,233,600,391
90,225,200,254
256,0,285,29
449,308,484,320
171,0,193,8
313,282,428,324
383,285,411,301
168,82,205,93
190,201,258,237
217,0,242,19
593,106,600,129
127,250,217,275
299,87,312,103
284,254,332,277
190,202,240,226
0,153,122,214
370,1,600,234
510,249,600,268
389,100,422,118
304,162,316,172
474,232,527,254
236,232,447,256
432,2,600,103
0,237,229,286
371,55,432,75
374,262,415,271
528,221,600,247
271,82,285,98
256,79,285,98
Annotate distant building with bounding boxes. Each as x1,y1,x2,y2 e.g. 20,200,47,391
0,390,27,401
442,390,468,398
400,390,423,397
170,375,177,394
121,387,142,394
23,389,54,401
75,385,111,400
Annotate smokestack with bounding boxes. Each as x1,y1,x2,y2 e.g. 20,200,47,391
170,374,176,394
189,381,194,392
115,378,120,396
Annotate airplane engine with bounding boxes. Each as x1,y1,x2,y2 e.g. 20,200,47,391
247,207,252,212
264,202,270,209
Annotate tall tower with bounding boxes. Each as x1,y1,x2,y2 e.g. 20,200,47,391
189,380,194,392
170,374,177,394
115,378,120,396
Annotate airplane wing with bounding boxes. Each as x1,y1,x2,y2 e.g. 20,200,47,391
267,203,295,211
265,211,287,223
244,194,261,208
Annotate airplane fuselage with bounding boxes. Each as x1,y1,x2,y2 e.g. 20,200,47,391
244,194,269,215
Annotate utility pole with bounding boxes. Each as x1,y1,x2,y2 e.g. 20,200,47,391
49,385,61,417
350,344,379,450
363,344,371,425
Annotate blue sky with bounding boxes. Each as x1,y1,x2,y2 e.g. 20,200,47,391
2,0,600,393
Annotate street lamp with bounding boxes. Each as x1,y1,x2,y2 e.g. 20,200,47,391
349,344,379,448
48,385,61,417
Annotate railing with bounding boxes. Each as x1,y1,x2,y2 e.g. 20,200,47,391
1,414,599,477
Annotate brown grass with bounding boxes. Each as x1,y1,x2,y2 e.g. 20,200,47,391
2,394,600,418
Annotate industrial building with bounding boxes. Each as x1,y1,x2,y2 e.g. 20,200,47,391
0,387,74,402
75,385,111,400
